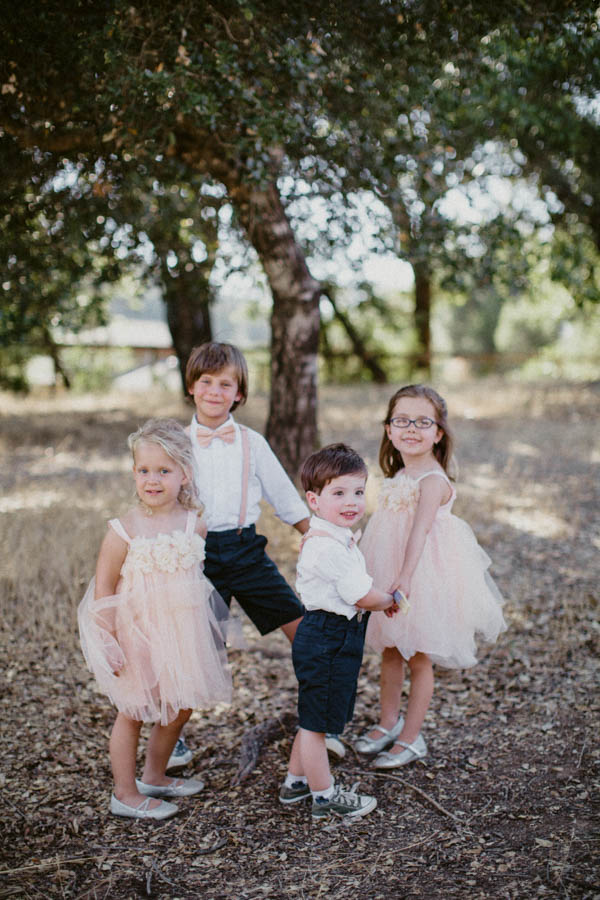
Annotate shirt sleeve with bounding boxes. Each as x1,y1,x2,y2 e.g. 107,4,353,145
303,539,373,606
252,432,309,524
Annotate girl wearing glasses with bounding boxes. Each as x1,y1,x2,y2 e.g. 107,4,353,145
355,385,506,768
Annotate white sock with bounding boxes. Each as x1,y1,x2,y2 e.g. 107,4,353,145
311,782,335,802
285,772,307,788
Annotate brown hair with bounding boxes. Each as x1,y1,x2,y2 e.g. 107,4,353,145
379,385,454,478
300,443,368,494
185,342,248,410
128,418,201,510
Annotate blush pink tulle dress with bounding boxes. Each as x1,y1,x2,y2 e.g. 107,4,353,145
361,469,506,668
78,511,233,724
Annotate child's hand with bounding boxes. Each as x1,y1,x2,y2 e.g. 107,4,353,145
106,639,125,676
384,600,399,618
109,655,124,677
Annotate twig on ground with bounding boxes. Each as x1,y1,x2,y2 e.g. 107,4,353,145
0,856,100,877
148,859,181,890
388,828,445,853
232,715,292,784
351,769,463,823
194,834,228,855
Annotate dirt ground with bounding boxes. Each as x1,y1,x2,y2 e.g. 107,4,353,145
0,379,598,899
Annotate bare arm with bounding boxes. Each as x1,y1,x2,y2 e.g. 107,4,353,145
94,528,128,601
394,474,448,596
356,587,396,611
93,527,128,674
195,516,208,539
293,517,310,535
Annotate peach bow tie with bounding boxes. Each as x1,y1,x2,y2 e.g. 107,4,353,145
195,424,236,447
349,529,362,546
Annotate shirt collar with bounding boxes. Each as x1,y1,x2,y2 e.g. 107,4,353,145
309,514,356,547
191,413,236,433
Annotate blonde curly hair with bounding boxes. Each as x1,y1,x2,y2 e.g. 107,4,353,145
128,418,201,510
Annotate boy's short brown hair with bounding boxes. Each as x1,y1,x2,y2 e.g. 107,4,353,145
300,443,368,494
185,342,248,409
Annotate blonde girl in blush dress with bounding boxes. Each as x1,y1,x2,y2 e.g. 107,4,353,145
79,419,233,819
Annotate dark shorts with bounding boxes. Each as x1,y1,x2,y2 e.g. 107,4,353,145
204,525,304,636
292,609,367,734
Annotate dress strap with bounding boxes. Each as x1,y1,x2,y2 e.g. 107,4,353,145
237,425,250,531
185,510,198,536
108,518,131,544
415,470,452,487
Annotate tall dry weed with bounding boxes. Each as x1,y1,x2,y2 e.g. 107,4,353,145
0,507,106,647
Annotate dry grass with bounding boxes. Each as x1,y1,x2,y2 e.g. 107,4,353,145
0,379,598,899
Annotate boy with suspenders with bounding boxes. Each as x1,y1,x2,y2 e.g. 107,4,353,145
169,342,312,767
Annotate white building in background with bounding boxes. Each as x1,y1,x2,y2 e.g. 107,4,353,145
28,286,180,390
27,278,271,390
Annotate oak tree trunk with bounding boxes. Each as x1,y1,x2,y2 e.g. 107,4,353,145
414,263,432,376
229,182,321,477
162,271,213,390
175,131,321,475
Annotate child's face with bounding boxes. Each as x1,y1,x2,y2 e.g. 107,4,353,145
386,396,442,462
306,472,367,529
189,364,242,428
133,442,187,512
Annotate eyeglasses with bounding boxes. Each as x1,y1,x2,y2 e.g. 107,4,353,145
389,416,437,430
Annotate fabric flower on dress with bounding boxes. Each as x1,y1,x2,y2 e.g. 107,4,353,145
171,530,205,569
378,473,421,512
123,540,155,575
121,531,205,576
152,532,180,573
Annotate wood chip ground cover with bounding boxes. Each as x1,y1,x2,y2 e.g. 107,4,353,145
0,381,597,898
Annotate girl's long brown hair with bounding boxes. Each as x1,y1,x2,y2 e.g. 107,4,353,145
379,385,454,478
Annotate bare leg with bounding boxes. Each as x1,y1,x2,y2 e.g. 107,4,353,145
110,713,159,809
289,728,332,792
390,652,433,750
142,708,193,786
280,616,302,643
367,646,406,740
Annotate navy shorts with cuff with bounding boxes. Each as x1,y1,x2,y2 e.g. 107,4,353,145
292,609,368,735
204,525,304,636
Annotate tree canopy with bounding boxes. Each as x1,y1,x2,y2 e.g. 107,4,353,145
2,0,599,469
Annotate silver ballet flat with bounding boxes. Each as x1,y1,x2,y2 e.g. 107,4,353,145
372,733,428,769
110,794,179,819
354,716,405,754
136,776,205,798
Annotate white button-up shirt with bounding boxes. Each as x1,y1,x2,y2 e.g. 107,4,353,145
296,515,373,620
189,415,308,532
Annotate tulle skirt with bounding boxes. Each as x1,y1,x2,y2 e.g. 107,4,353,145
78,571,236,724
362,508,506,668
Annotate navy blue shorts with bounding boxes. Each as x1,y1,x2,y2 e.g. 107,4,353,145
204,525,304,636
292,609,367,734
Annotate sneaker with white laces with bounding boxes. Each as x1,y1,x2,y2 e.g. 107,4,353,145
311,783,377,820
279,780,311,805
167,738,193,771
324,734,346,759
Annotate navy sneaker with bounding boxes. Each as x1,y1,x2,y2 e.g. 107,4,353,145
167,738,193,771
312,784,377,820
279,780,311,805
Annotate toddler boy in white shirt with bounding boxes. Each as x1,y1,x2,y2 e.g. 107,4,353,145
280,443,398,819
